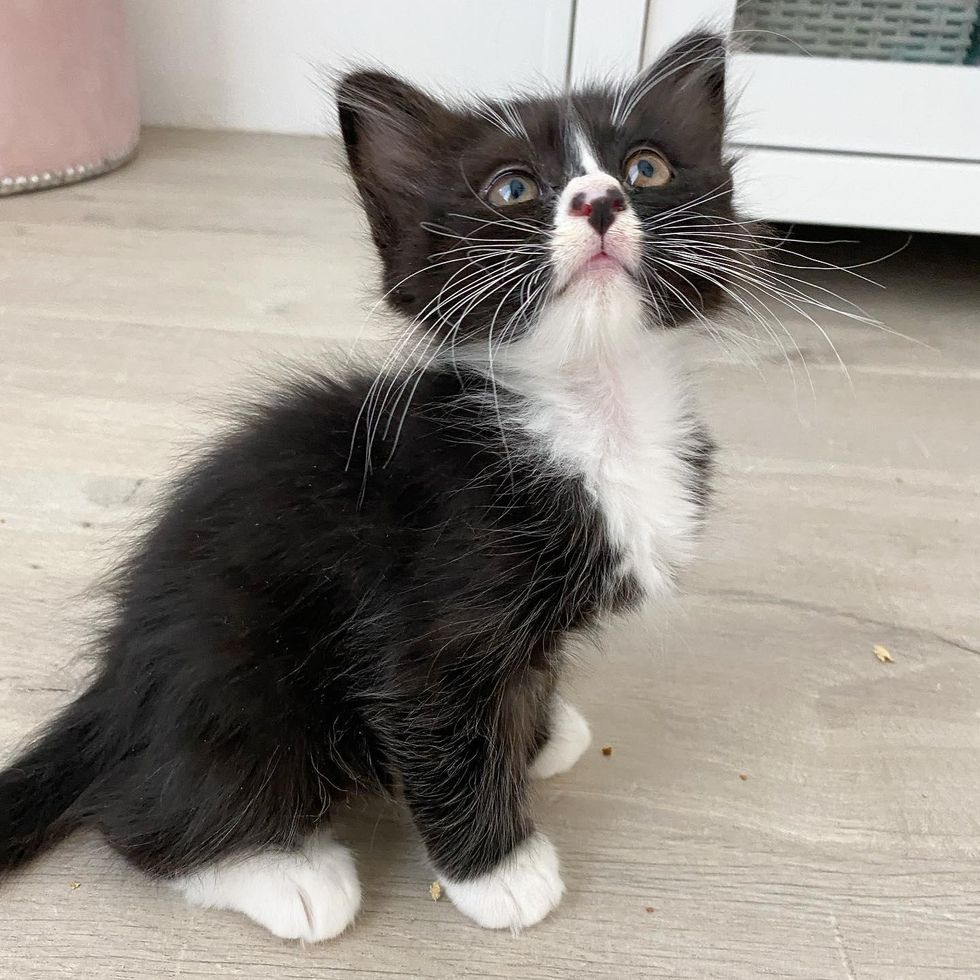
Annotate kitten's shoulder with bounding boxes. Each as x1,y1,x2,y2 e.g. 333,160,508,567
211,360,496,482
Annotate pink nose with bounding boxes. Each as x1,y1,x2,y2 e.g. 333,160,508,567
569,188,626,236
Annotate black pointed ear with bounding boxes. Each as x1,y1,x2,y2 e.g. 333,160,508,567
336,71,448,253
628,32,728,149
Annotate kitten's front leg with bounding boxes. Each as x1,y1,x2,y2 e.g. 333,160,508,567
439,830,563,932
391,700,564,931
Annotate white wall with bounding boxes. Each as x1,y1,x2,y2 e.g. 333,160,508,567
125,0,574,135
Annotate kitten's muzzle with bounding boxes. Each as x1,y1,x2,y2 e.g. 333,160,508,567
569,187,626,237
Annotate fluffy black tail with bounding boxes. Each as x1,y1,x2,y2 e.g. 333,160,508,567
0,690,106,876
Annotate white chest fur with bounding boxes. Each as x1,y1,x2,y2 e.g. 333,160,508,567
493,285,704,601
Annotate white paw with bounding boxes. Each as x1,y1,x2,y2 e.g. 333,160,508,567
440,832,564,931
170,833,361,942
530,698,592,780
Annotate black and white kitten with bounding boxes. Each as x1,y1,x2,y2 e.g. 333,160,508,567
1,33,754,939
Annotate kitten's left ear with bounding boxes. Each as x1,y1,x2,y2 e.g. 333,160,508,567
337,71,449,253
629,32,728,146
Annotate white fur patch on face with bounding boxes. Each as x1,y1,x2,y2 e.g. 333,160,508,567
169,832,361,942
571,122,601,175
439,832,564,930
530,697,592,780
550,172,643,292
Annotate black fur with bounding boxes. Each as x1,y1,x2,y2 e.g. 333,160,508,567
2,367,627,882
1,32,741,894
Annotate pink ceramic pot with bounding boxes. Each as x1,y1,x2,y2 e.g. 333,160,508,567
0,0,140,196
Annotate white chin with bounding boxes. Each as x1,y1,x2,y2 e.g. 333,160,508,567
566,263,631,292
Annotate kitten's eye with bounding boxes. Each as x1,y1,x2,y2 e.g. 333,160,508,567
484,171,540,207
624,149,672,188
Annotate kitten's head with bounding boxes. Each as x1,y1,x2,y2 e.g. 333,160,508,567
338,33,755,351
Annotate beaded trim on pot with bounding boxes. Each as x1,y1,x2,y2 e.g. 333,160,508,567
0,139,139,197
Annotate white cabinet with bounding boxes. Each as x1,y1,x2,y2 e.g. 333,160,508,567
730,51,980,235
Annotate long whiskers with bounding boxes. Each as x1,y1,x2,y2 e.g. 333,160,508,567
642,201,920,394
348,227,549,500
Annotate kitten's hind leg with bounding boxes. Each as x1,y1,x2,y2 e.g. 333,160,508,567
169,831,361,942
529,696,592,780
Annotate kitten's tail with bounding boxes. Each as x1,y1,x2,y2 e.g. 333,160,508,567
0,686,107,876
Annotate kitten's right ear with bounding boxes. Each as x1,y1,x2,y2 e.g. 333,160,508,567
337,71,447,252
624,32,729,154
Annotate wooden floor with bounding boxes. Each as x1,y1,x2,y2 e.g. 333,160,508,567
1,129,978,980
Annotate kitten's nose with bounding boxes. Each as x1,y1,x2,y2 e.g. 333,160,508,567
569,185,626,236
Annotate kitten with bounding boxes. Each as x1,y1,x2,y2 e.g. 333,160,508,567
0,32,754,940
